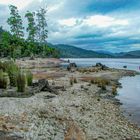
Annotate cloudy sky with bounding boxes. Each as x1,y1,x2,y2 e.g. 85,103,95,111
0,0,140,52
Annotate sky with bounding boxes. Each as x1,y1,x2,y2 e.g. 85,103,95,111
0,0,140,52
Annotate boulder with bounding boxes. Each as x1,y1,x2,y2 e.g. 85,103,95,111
67,63,77,71
95,63,108,70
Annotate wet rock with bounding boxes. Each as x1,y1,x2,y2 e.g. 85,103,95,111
67,63,77,71
95,63,108,70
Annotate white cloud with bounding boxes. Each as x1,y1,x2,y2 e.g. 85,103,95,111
0,0,34,9
48,2,64,13
84,15,129,28
58,18,77,27
57,15,129,29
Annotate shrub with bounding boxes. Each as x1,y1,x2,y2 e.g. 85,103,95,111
0,70,9,89
90,79,94,84
98,81,106,90
70,78,73,86
0,61,4,70
17,72,26,92
90,77,110,85
112,85,117,95
26,70,33,86
73,77,77,83
3,61,19,86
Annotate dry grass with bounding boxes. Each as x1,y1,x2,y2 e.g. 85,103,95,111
112,85,117,95
81,76,110,84
80,76,110,90
64,123,86,140
33,72,65,80
69,77,78,86
78,68,99,73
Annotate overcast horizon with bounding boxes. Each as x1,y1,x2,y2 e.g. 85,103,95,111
0,0,140,53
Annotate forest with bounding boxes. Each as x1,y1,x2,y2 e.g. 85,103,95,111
0,5,59,59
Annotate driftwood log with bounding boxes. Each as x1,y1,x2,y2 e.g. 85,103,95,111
32,79,59,94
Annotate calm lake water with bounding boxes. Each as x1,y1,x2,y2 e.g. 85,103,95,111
63,58,140,127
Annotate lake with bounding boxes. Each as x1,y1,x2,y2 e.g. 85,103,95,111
63,58,140,127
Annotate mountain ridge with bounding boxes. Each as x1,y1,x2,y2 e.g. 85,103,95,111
49,44,113,58
49,43,140,58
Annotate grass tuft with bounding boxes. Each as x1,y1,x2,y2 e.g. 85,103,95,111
17,72,27,92
0,70,9,89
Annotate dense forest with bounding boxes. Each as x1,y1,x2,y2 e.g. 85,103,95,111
0,5,60,59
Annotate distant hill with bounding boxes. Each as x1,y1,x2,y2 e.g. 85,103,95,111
115,50,140,58
49,44,112,58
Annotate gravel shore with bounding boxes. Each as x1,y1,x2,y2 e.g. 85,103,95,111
0,65,140,140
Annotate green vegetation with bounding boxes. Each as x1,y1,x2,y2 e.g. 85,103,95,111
112,85,117,95
50,44,112,58
0,70,9,89
0,5,59,59
0,60,33,92
90,77,110,85
17,72,26,92
50,43,140,58
4,61,19,86
25,11,36,42
70,78,74,86
7,5,24,38
89,77,110,90
26,70,33,86
70,77,78,85
73,77,78,83
36,8,48,44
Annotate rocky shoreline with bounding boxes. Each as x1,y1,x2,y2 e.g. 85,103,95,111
0,59,140,140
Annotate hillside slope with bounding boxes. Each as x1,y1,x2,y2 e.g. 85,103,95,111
115,50,140,58
50,44,112,58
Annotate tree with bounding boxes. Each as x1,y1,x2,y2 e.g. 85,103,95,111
7,5,24,38
36,8,48,44
25,11,36,42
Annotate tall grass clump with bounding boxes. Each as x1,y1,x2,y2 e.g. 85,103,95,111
73,77,77,83
97,81,106,90
0,70,9,89
70,78,74,86
69,77,78,86
0,61,4,70
112,85,117,95
17,72,26,92
4,61,19,87
26,70,33,86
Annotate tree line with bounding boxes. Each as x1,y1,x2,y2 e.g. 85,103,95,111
0,5,59,58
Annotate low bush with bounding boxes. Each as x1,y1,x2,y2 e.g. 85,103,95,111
2,61,19,86
17,72,26,92
69,77,78,85
70,78,73,86
73,77,77,83
0,61,4,70
112,85,117,95
97,81,106,90
0,70,9,89
26,70,33,86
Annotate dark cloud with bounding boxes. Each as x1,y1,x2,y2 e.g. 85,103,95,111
0,0,140,52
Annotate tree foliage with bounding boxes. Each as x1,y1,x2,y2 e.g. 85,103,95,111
7,5,24,38
0,5,60,59
36,8,48,44
25,11,36,42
